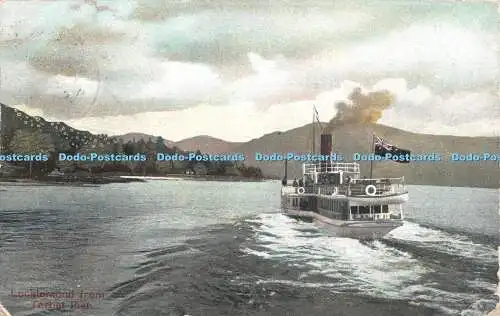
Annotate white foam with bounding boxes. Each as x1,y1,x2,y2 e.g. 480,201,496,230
387,221,497,264
243,214,428,296
242,214,498,315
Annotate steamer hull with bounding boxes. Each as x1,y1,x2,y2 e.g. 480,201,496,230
348,193,409,205
280,126,409,240
338,221,403,239
282,209,403,239
280,158,408,240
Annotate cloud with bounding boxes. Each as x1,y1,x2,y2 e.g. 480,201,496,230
44,74,100,100
150,9,373,65
53,23,127,46
130,0,361,22
0,0,497,140
24,21,133,79
72,0,117,13
225,53,292,105
383,89,500,127
130,0,205,21
28,49,103,79
299,24,497,92
11,78,496,142
130,61,222,102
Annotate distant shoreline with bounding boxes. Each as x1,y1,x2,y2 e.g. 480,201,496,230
0,173,265,186
0,175,495,187
121,174,265,182
0,175,145,186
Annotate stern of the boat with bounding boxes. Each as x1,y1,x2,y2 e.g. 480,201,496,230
347,192,409,205
339,220,403,240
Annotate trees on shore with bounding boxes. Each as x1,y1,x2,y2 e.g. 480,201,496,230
3,134,263,179
0,105,263,179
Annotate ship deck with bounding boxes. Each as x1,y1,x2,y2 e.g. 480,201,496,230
283,209,403,226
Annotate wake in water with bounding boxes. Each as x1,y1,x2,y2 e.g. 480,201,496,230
386,221,497,264
242,214,498,315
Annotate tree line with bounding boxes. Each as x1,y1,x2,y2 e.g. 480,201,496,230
0,105,263,179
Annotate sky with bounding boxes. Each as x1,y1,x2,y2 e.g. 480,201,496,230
0,0,498,142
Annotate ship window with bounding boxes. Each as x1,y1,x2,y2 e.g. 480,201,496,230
330,173,341,185
382,205,389,213
374,205,381,213
359,206,369,214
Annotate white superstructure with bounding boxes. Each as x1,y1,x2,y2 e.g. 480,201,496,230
280,131,408,240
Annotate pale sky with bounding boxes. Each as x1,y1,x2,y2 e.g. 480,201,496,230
0,0,498,141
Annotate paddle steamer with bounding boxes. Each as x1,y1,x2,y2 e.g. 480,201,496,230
280,126,408,239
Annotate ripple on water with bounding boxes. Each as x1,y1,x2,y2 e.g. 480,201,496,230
241,214,498,315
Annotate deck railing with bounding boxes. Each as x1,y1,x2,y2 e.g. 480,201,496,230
281,186,298,195
349,177,405,184
303,162,360,174
281,176,406,196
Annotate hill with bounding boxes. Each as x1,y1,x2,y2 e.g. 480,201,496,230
113,133,175,148
0,104,263,179
2,102,495,187
232,123,499,188
175,135,242,153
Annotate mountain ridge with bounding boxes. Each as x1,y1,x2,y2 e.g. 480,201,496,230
232,122,498,188
175,135,243,153
112,122,498,188
2,103,496,187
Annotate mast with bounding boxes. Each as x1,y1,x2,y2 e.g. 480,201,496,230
312,106,315,153
284,158,288,178
282,130,288,184
369,133,375,178
0,66,2,154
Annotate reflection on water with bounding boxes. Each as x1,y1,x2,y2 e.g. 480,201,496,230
0,182,497,315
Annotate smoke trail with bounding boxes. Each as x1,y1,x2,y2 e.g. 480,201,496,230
326,87,395,132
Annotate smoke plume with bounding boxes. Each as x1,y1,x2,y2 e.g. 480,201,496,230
326,87,395,132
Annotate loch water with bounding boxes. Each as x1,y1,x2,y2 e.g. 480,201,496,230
0,181,498,315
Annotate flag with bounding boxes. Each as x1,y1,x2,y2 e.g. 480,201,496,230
374,135,411,163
